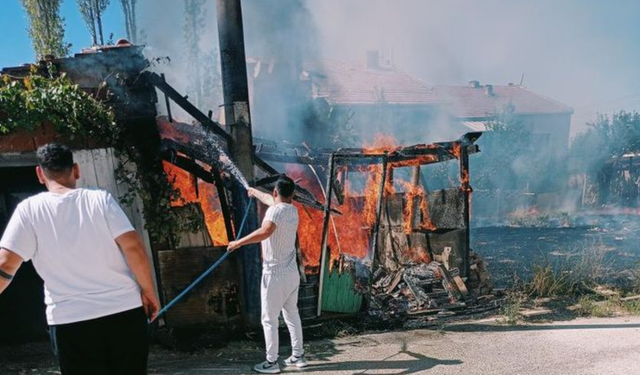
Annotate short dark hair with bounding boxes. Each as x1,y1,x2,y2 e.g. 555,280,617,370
37,143,74,177
275,175,295,198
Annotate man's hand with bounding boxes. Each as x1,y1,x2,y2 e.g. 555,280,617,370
115,231,160,321
247,187,275,206
227,240,241,252
142,289,160,321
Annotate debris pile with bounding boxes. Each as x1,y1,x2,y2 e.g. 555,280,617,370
369,253,493,318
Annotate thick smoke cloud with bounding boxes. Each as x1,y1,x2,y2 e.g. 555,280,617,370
307,0,640,137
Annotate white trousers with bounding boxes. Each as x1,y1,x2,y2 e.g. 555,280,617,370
261,272,304,362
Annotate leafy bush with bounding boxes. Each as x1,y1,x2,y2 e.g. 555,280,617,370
0,67,116,138
0,68,200,246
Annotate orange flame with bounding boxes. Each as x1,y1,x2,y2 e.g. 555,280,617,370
364,134,401,154
161,154,229,246
163,160,197,206
286,165,371,272
399,180,436,233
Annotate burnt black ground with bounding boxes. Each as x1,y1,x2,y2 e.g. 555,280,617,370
473,214,640,288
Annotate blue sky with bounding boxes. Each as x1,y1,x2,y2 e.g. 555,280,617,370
2,0,640,135
0,1,126,68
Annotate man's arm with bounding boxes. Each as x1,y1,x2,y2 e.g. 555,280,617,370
115,231,160,320
0,249,23,295
227,220,276,252
247,187,275,206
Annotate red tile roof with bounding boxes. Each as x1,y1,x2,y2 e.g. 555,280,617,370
304,61,439,105
433,85,574,118
303,61,573,117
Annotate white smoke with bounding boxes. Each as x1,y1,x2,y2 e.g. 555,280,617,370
307,0,640,138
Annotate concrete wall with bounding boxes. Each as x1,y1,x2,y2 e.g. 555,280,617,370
518,113,572,157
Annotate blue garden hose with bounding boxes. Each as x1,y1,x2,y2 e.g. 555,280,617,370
151,197,254,322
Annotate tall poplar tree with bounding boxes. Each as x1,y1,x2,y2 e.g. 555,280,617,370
21,0,71,59
183,0,207,109
76,0,110,45
119,0,138,43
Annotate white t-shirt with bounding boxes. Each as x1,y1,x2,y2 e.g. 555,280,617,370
0,188,142,325
261,203,299,275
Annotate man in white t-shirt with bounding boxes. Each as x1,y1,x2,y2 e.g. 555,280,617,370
0,143,159,375
227,176,306,374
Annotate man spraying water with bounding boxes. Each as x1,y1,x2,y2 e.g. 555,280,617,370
227,176,307,374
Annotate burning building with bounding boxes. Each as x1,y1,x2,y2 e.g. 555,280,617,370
1,32,489,341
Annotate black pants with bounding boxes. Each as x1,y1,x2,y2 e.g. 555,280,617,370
49,307,149,375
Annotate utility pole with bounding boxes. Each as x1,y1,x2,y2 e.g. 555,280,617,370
215,0,261,328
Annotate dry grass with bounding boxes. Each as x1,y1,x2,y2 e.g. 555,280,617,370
498,289,525,325
526,264,573,297
633,264,640,294
576,295,640,317
525,239,611,298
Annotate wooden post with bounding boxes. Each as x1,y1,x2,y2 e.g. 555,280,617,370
161,74,173,123
367,154,389,303
316,154,336,316
409,166,421,229
459,144,471,278
216,0,261,327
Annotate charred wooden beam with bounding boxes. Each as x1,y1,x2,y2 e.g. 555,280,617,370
160,152,214,184
317,153,336,316
253,154,280,175
146,72,232,143
160,139,223,171
161,74,173,123
255,145,478,167
211,169,236,244
370,154,389,270
253,155,339,213
253,131,482,167
459,144,471,278
367,154,389,306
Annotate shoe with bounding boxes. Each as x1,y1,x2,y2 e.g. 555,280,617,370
253,360,281,374
283,353,309,368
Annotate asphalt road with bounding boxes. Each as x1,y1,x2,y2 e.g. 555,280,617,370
3,316,639,375
141,316,640,375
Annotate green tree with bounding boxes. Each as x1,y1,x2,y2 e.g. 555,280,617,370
119,0,138,43
20,0,71,59
76,0,110,45
183,0,222,112
183,0,206,109
570,111,640,174
569,111,640,205
472,103,552,191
